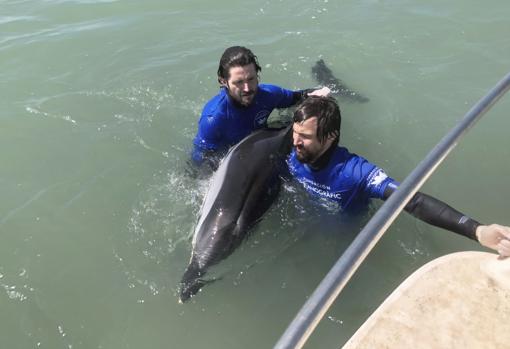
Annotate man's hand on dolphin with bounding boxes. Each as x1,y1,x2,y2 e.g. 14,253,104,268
308,86,331,97
476,224,510,258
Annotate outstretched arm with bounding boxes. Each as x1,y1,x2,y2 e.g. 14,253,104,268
291,86,331,104
383,186,510,257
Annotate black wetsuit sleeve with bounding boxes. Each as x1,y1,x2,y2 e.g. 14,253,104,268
292,89,317,104
383,187,481,241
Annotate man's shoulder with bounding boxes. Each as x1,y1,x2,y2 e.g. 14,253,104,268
202,88,229,117
330,147,377,176
257,83,295,108
258,83,289,95
331,146,356,164
336,147,369,164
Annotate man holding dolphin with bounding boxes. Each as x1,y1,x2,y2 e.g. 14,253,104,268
191,46,330,170
180,80,509,302
287,96,510,257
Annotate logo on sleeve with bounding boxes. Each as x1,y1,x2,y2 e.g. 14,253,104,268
368,169,388,188
254,110,270,128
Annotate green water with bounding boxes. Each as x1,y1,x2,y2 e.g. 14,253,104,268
1,0,510,348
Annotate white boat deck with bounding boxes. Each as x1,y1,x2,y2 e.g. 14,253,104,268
342,251,510,349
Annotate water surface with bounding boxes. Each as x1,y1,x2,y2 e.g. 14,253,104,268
1,1,510,348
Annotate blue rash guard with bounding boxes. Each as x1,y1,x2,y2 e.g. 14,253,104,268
192,84,295,164
287,146,399,211
287,145,481,240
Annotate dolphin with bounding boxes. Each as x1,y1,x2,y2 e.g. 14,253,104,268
179,126,292,302
312,59,369,103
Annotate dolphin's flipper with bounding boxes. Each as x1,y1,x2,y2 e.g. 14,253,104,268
312,59,369,103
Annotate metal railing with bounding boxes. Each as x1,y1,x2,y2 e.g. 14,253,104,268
274,71,510,349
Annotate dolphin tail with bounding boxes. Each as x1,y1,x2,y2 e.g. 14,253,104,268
179,258,215,303
312,59,369,103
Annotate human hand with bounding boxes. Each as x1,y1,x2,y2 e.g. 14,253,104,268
308,86,331,97
476,224,510,258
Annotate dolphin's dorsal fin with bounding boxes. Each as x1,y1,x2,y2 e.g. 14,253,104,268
312,59,369,103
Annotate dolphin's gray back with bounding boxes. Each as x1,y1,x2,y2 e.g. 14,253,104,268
191,126,291,269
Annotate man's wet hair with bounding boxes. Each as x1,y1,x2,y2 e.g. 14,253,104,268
293,96,341,144
217,46,262,83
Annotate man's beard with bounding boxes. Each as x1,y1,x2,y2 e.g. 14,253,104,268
238,91,255,106
295,146,314,164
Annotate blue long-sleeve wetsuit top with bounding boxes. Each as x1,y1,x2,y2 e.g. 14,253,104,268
287,145,482,240
192,84,295,164
287,146,399,211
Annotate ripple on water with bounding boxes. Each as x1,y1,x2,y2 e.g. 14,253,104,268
0,267,34,302
113,161,209,298
23,83,201,156
0,15,37,25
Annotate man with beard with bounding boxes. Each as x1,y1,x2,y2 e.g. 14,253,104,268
287,96,510,257
191,46,330,170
